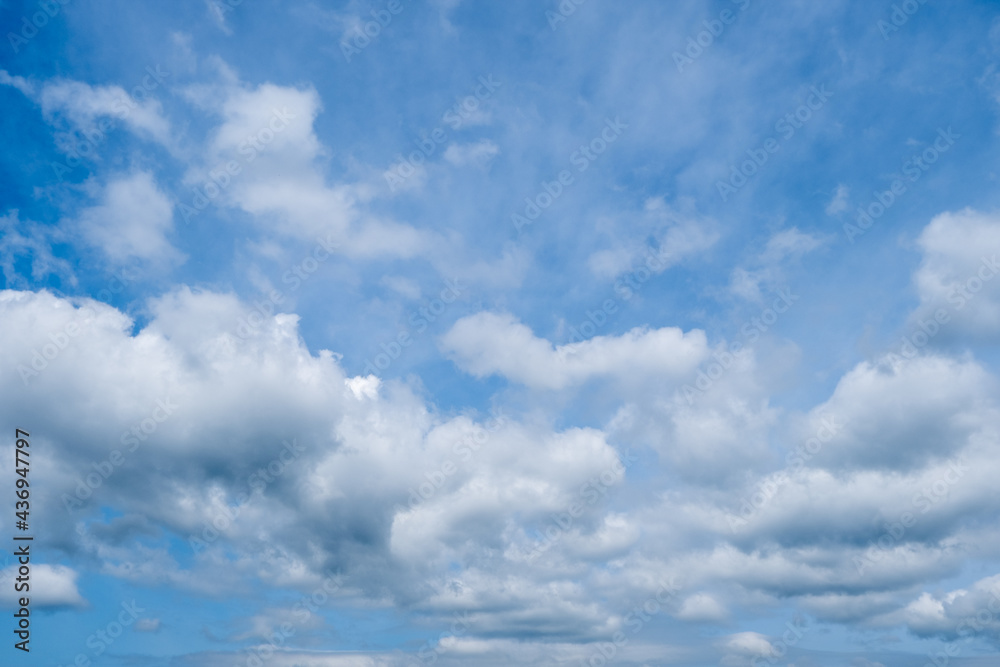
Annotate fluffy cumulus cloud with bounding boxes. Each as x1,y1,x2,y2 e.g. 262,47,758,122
0,289,643,637
441,311,708,390
899,575,1000,642
77,171,180,263
0,564,85,609
180,75,430,258
911,209,1000,340
797,354,995,471
675,592,728,622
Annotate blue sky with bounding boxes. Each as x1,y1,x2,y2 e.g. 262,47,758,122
2,0,1000,665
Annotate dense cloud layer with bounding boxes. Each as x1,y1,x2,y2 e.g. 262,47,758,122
2,236,1000,660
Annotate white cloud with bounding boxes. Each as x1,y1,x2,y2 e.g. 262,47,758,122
0,69,34,96
0,289,637,637
721,631,774,657
0,564,85,609
443,309,785,483
911,208,1000,339
898,575,1000,640
184,78,431,258
38,78,171,145
759,227,825,263
441,311,708,390
676,593,728,622
1,288,998,649
800,354,994,471
77,171,180,264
